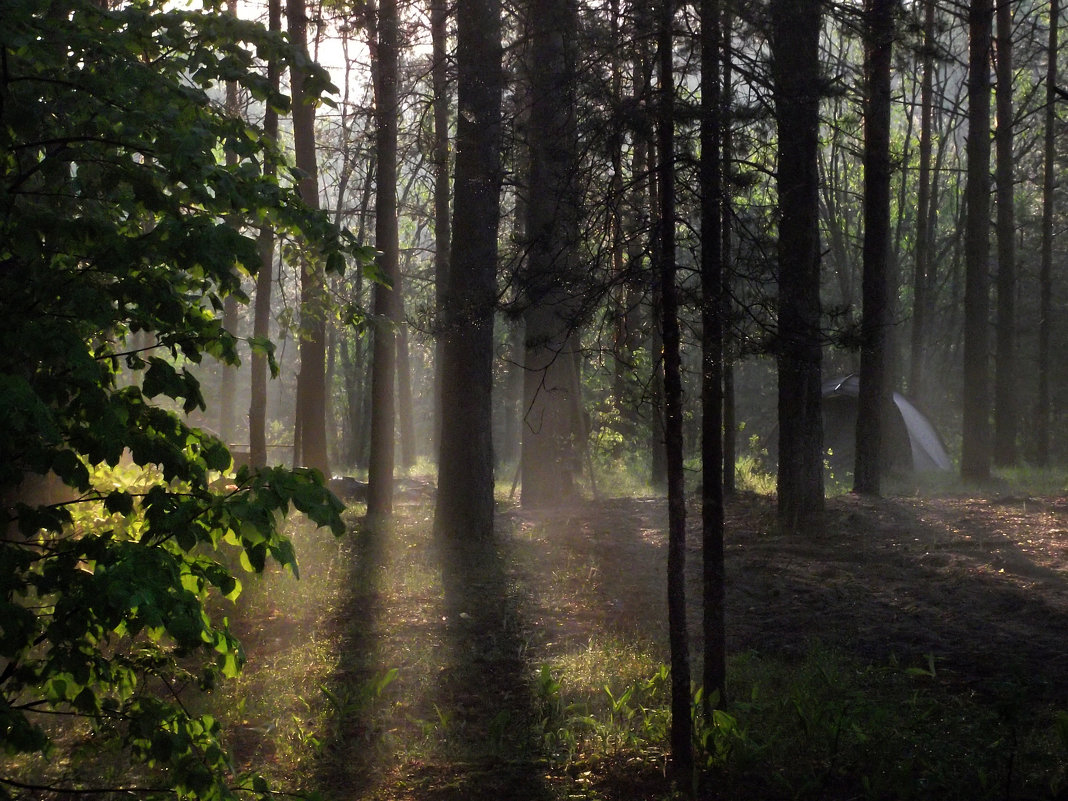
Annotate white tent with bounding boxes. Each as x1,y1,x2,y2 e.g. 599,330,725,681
822,374,952,472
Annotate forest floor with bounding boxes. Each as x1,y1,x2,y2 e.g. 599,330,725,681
226,482,1068,801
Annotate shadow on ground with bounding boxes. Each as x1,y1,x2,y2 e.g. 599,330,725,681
421,526,553,801
314,526,387,799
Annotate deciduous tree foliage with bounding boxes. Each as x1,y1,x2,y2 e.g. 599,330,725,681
0,1,369,796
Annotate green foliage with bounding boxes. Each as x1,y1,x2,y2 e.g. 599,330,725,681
0,1,372,797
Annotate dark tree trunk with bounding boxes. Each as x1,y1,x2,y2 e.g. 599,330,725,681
519,0,584,509
993,0,1016,467
249,0,281,468
288,0,330,476
658,0,693,787
909,0,936,401
649,165,668,492
219,32,240,447
961,0,993,482
434,0,503,541
432,0,451,458
854,0,895,496
368,0,401,519
700,0,726,713
772,0,824,533
1038,0,1059,466
721,2,736,499
502,323,524,467
398,318,416,471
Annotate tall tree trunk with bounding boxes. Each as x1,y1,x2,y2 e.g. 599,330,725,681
219,4,240,447
993,0,1016,466
1038,0,1060,466
432,0,451,458
909,0,936,401
398,295,416,471
854,0,895,496
368,0,401,519
658,0,693,786
519,0,584,508
772,0,824,533
288,0,330,476
961,0,993,482
434,0,503,540
249,0,279,469
721,1,736,498
249,0,280,468
700,0,726,713
649,157,668,491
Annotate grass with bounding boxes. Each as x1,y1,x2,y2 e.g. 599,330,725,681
20,462,1068,800
195,480,1068,801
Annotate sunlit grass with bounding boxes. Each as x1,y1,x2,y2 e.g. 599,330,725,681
734,452,776,495
189,479,1068,801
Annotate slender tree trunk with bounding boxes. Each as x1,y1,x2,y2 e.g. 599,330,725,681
772,0,824,533
288,0,330,476
398,299,416,471
434,0,503,541
855,0,895,495
649,161,668,492
249,0,280,468
909,0,936,401
502,322,524,466
721,2,736,498
220,11,240,446
432,0,451,458
1038,0,1059,466
658,0,693,786
961,0,993,482
700,0,726,713
993,0,1016,466
368,0,401,519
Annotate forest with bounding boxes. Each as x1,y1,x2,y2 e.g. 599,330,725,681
6,0,1068,798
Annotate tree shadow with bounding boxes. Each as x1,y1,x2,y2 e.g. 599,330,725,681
427,524,552,801
723,493,1068,698
313,524,388,798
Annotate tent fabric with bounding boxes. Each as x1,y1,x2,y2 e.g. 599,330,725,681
822,374,952,472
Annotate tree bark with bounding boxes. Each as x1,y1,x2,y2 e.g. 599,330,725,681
398,298,416,471
961,0,993,482
772,0,824,533
700,0,726,713
993,0,1017,467
1037,0,1060,466
909,0,936,402
288,0,330,476
434,0,503,541
854,0,895,496
658,0,693,786
248,0,281,469
519,0,584,508
220,9,240,447
367,0,401,519
431,0,451,459
721,2,736,499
